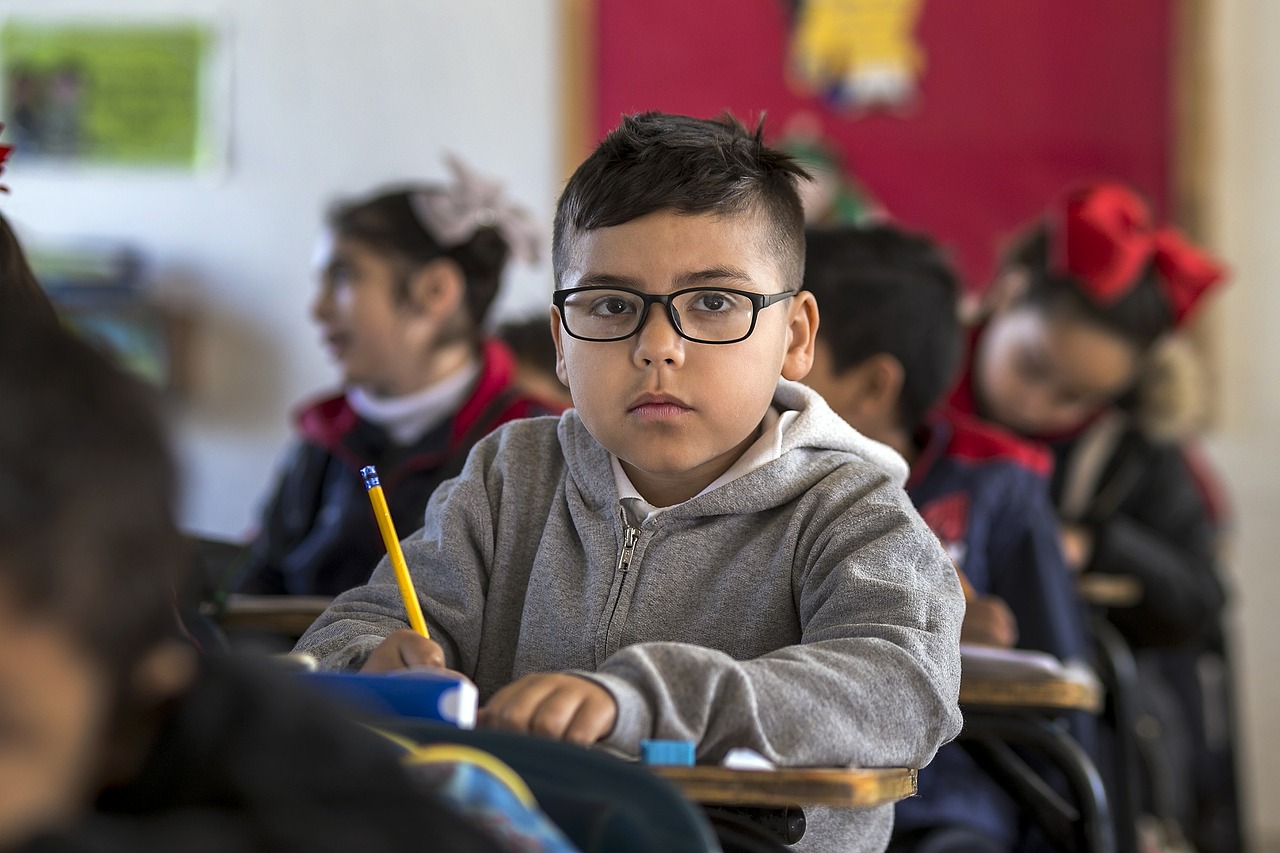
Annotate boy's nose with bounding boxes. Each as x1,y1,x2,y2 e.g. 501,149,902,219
632,304,685,367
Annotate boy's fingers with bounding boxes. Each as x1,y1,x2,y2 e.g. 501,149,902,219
399,636,445,669
564,689,617,746
360,630,443,673
527,686,586,739
481,675,558,732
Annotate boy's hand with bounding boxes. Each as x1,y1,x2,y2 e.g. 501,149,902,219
361,629,447,673
479,673,617,746
960,595,1019,648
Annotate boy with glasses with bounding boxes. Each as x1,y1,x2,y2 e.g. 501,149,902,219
298,112,964,853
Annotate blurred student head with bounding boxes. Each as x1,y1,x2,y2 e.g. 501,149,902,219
0,320,194,847
314,157,541,398
0,211,60,330
802,224,962,448
972,182,1225,438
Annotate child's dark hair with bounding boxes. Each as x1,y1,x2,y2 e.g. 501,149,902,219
0,212,61,328
1003,225,1172,351
497,314,558,375
0,320,185,684
804,225,962,433
553,112,810,288
328,188,510,336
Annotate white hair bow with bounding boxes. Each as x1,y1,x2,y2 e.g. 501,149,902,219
410,154,543,265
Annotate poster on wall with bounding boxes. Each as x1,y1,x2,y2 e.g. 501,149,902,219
575,0,1177,290
0,16,228,172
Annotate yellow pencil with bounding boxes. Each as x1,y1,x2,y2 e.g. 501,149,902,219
953,559,978,604
361,465,430,638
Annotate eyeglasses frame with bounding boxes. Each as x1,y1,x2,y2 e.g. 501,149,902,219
552,285,799,345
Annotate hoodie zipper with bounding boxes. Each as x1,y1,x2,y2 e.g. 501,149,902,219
604,504,641,652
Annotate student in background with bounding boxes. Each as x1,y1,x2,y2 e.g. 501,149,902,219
950,182,1239,852
297,112,964,853
0,211,59,330
496,314,573,408
802,224,1091,852
236,157,564,597
0,319,503,853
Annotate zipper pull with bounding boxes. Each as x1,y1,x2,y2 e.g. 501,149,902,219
616,504,640,575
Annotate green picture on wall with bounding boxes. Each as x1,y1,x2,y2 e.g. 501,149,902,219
0,19,217,169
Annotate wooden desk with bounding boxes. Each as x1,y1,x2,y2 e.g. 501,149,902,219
651,764,917,809
960,675,1103,714
218,594,333,637
1076,573,1142,608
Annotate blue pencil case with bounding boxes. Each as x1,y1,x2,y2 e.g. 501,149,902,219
301,669,479,728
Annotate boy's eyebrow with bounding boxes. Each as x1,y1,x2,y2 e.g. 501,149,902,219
575,266,757,291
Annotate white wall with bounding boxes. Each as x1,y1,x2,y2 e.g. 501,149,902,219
1,0,561,537
1208,1,1280,848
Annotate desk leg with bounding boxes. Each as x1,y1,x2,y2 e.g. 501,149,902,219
1092,617,1142,853
962,715,1114,853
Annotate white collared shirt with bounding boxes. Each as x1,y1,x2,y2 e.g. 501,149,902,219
346,359,481,446
611,405,799,525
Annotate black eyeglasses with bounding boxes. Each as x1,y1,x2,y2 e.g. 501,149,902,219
553,285,798,345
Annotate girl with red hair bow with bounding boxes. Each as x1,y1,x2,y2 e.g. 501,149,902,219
948,182,1241,853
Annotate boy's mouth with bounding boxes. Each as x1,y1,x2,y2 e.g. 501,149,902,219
627,392,692,419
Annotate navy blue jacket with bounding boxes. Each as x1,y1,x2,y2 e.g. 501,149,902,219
895,412,1091,847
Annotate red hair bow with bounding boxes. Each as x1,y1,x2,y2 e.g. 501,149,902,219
0,122,11,194
1051,182,1225,327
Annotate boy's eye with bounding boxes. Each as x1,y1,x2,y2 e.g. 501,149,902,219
684,290,743,314
588,295,638,317
323,263,353,289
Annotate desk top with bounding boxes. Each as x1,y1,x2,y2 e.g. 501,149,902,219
960,675,1103,714
218,594,333,637
651,764,917,809
1076,573,1142,608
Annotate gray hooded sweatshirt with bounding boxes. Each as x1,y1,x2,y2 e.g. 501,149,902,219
297,380,964,852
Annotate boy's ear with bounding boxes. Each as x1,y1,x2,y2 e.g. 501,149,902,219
858,353,907,420
405,258,466,318
549,305,570,388
780,290,820,381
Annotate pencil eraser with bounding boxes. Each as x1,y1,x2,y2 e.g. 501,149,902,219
360,466,380,490
640,739,695,766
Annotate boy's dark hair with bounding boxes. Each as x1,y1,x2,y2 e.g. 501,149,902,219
804,225,963,433
0,212,61,329
1004,225,1172,350
497,314,558,375
0,320,185,683
328,188,511,337
553,112,810,288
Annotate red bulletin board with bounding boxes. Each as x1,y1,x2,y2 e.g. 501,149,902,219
583,0,1176,290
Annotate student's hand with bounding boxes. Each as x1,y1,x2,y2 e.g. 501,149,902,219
479,673,617,746
361,629,447,673
1060,524,1095,572
960,595,1019,648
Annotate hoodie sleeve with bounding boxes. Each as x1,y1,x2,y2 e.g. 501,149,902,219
292,450,499,673
586,471,965,771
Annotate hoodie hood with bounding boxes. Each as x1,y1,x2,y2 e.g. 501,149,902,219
558,378,909,519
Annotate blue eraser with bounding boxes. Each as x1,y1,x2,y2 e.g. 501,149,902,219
640,739,696,766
